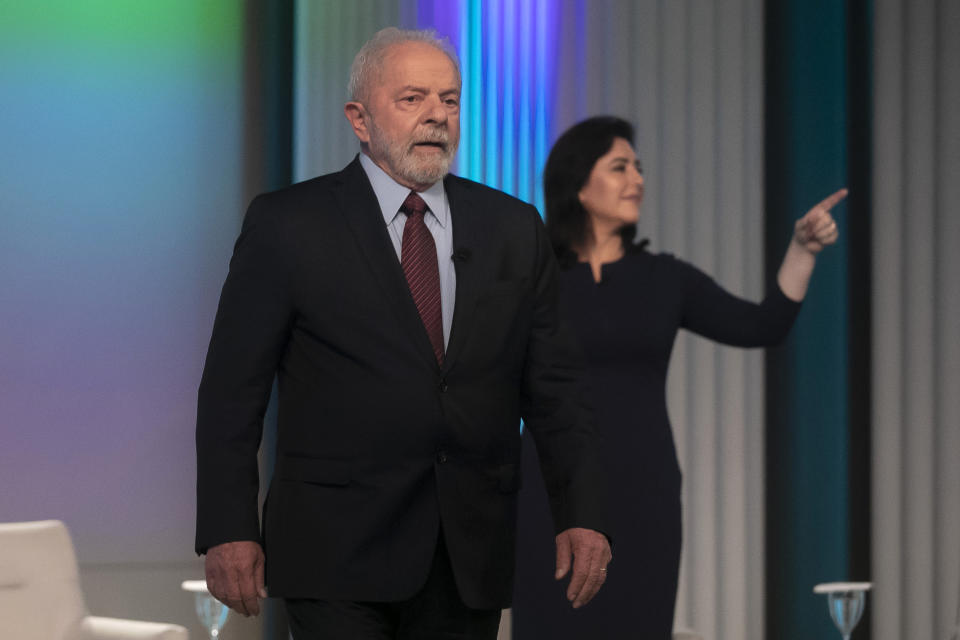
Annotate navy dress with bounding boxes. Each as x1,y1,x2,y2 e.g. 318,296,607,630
512,250,800,639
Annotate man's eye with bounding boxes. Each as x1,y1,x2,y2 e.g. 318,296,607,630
402,96,419,103
445,98,459,107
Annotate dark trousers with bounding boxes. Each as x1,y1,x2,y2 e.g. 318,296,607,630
285,535,502,639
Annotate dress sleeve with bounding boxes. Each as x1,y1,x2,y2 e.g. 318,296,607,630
673,255,801,347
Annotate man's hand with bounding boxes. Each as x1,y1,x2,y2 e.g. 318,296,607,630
554,527,612,608
204,540,267,616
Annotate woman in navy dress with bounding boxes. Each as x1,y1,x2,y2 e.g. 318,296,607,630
512,116,846,639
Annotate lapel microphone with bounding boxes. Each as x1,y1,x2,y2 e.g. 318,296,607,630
452,248,472,263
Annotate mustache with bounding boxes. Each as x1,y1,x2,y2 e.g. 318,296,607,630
410,127,451,149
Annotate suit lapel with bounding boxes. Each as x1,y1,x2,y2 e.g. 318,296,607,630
443,176,494,372
332,157,438,371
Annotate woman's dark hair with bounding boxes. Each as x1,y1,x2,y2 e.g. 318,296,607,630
543,115,647,267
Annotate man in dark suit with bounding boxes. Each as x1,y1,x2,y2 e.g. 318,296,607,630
195,27,611,639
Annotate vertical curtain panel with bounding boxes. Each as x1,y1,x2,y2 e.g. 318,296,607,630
872,0,960,638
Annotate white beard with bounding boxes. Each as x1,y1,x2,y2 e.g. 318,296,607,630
367,117,458,187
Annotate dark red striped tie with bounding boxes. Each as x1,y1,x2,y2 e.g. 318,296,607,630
400,191,444,365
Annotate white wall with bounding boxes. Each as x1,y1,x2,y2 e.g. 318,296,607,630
0,4,261,638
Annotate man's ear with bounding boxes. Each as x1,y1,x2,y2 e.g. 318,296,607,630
344,102,371,144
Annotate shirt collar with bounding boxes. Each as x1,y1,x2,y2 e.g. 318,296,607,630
359,153,448,228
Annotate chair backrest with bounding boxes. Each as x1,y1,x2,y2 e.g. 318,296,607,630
0,520,87,640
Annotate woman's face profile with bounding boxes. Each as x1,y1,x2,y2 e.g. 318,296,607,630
577,137,644,231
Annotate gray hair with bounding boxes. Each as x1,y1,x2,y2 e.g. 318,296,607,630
348,27,461,104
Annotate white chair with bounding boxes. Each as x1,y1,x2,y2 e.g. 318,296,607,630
0,520,188,640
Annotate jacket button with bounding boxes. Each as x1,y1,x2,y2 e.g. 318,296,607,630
438,378,448,393
436,450,448,463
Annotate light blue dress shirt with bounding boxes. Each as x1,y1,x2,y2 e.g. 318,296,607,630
359,153,456,348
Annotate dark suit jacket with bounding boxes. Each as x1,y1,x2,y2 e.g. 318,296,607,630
195,157,608,609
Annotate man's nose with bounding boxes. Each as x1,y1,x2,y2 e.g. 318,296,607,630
423,95,448,124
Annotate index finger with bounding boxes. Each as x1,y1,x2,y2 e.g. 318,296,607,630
555,533,572,580
815,188,848,212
